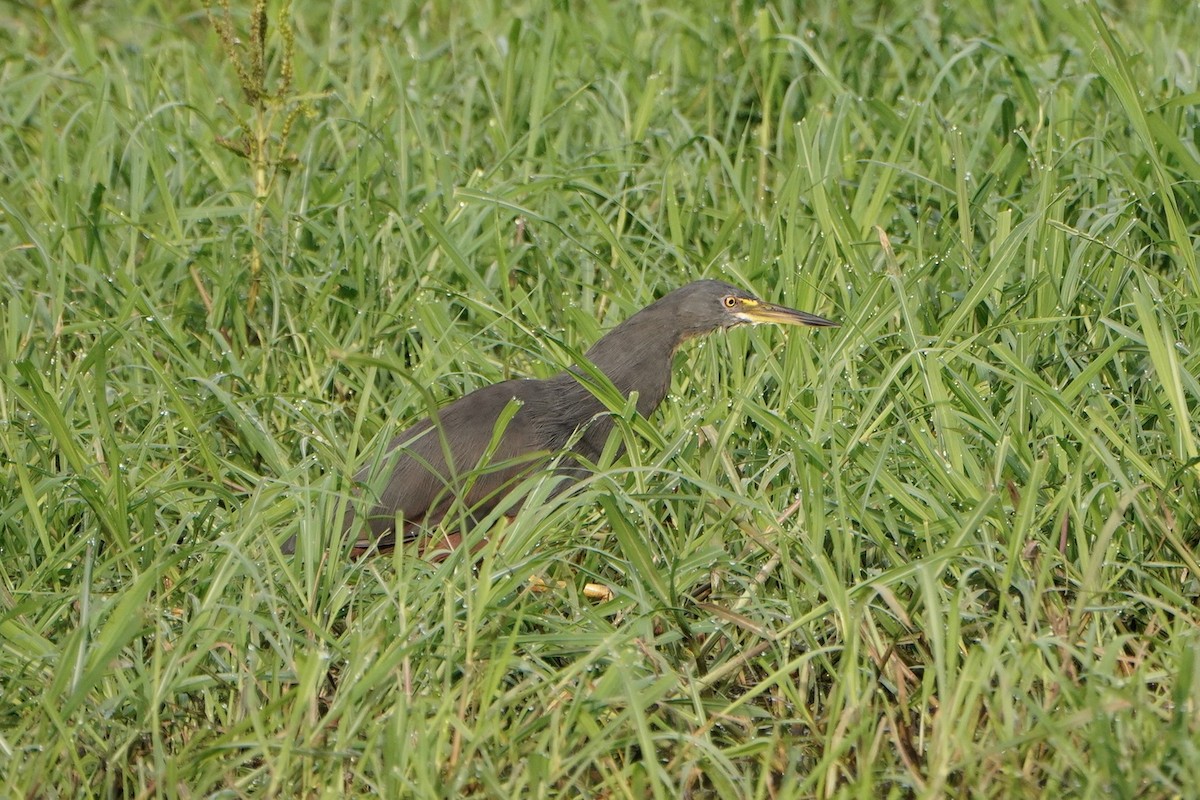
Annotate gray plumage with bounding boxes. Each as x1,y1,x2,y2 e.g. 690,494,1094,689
287,280,835,555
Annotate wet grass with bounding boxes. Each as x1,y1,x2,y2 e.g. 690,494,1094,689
2,0,1199,796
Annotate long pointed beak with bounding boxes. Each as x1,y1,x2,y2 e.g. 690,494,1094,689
738,300,838,328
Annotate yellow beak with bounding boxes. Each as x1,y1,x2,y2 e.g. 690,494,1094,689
737,299,837,328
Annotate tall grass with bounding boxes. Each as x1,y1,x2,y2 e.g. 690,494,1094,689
2,0,1199,796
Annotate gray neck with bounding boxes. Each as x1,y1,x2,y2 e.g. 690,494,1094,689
580,299,688,417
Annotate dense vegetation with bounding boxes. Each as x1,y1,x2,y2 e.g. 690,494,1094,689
2,1,1198,796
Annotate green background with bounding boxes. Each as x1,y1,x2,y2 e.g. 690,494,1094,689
2,0,1199,796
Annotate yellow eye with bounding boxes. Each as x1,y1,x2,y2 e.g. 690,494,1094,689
723,296,738,309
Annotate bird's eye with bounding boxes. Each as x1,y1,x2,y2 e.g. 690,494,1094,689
723,296,738,309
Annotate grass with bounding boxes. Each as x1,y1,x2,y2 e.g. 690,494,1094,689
2,0,1200,796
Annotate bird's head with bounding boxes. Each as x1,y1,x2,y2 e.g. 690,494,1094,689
670,279,837,337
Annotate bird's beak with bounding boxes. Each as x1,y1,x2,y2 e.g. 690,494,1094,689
737,299,838,328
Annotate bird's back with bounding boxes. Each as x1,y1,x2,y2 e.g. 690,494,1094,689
351,376,598,547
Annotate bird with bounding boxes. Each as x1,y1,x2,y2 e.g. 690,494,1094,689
287,280,836,557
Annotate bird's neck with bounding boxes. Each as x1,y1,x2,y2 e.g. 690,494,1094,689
580,303,687,417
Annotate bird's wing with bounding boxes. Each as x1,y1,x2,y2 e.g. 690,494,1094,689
354,380,555,542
